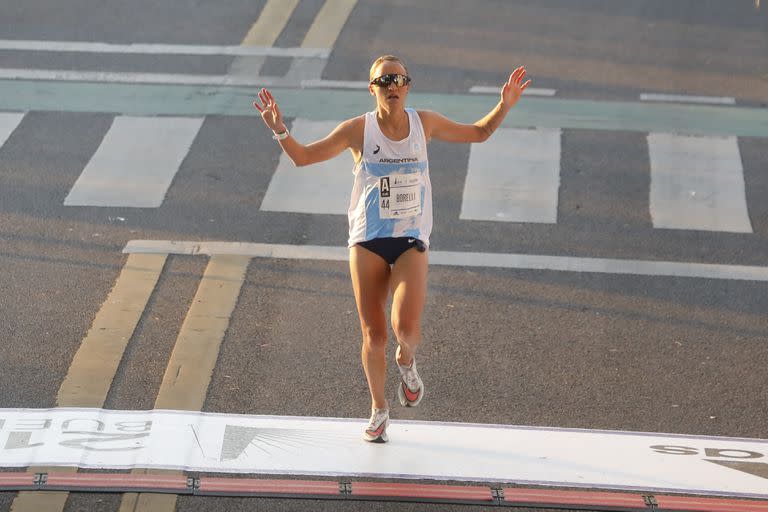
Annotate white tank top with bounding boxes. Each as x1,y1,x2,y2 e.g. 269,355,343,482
347,108,432,247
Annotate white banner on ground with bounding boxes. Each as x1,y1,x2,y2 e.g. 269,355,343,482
0,408,766,499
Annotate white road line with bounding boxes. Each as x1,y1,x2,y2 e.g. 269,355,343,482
0,69,372,89
0,111,25,148
122,241,768,282
0,39,328,58
0,68,300,86
64,116,203,208
461,128,561,223
300,79,368,89
260,119,353,214
648,133,752,233
640,93,736,105
470,85,557,97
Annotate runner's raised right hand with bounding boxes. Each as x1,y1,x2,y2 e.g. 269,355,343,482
253,88,286,134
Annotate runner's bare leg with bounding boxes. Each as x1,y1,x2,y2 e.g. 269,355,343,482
391,247,428,367
350,245,391,410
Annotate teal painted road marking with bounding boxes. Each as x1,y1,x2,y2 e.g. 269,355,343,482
1,79,767,137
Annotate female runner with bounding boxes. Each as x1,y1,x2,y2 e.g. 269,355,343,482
254,55,530,443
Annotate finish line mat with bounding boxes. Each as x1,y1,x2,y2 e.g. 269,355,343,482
0,408,766,499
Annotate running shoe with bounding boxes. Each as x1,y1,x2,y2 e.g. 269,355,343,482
362,407,389,443
397,357,424,407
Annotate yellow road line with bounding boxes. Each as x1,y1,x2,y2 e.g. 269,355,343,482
241,0,301,46
301,0,357,48
155,255,250,410
57,254,168,406
11,254,167,512
10,488,70,512
119,255,251,512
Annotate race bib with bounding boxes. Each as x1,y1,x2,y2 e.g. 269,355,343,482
379,173,422,219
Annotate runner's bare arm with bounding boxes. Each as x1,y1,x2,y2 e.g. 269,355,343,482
420,66,530,144
280,118,361,167
253,88,362,166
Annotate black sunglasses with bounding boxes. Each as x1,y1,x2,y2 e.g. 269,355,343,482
370,73,412,88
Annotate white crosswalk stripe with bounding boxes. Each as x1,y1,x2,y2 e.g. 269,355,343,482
461,128,561,223
0,111,24,149
64,116,203,208
648,133,752,233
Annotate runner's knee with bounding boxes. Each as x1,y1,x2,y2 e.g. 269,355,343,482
391,317,420,344
361,326,388,349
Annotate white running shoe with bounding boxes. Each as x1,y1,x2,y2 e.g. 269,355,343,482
362,407,389,443
397,357,424,407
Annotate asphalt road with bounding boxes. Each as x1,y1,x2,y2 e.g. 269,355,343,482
0,1,767,511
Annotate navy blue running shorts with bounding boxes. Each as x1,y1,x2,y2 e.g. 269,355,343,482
357,237,427,265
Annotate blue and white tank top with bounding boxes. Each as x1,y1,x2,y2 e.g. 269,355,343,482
347,108,432,248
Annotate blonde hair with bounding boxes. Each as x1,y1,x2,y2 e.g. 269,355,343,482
369,55,409,80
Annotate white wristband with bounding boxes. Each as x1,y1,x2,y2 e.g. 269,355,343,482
272,129,289,141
